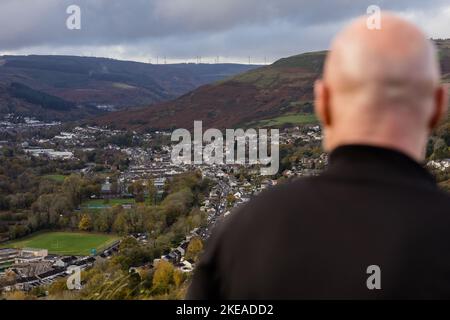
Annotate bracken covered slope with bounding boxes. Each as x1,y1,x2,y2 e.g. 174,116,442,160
94,40,450,131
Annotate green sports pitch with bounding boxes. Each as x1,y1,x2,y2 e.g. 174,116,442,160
255,113,318,127
0,232,119,256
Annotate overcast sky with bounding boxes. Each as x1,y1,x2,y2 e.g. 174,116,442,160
0,0,449,64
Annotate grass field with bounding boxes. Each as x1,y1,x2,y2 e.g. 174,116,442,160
254,113,318,127
82,198,135,209
0,232,119,256
42,174,67,182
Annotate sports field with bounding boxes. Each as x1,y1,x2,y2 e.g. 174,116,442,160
253,113,318,127
0,232,119,256
82,198,135,209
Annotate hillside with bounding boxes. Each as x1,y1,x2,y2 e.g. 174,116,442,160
94,39,450,131
0,55,258,121
93,51,327,130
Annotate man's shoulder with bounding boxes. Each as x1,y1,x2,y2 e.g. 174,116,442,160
219,176,322,235
217,174,450,241
240,176,320,210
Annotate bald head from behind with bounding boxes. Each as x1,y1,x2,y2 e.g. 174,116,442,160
315,12,448,161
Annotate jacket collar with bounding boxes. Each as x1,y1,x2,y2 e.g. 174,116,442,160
325,144,436,188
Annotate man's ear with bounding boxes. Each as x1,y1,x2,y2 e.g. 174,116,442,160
429,84,448,129
314,79,332,126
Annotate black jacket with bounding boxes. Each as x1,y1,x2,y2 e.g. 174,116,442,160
188,145,450,299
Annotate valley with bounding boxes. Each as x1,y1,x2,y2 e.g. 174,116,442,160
0,55,259,121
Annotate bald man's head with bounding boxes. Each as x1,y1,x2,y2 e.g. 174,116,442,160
315,12,448,161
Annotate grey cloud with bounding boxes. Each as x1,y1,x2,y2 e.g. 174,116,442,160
0,0,449,61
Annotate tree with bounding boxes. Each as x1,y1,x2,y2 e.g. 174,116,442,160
112,211,128,235
187,208,206,229
0,194,10,210
173,269,186,288
9,224,29,240
93,211,111,232
436,121,450,145
152,260,175,294
147,179,157,205
49,195,72,225
119,236,139,252
82,181,101,199
35,194,53,215
63,174,83,207
226,193,237,206
78,214,92,231
432,138,450,160
8,193,29,210
162,188,194,225
185,237,203,262
130,180,145,203
38,179,55,195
